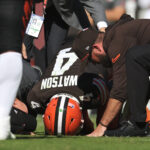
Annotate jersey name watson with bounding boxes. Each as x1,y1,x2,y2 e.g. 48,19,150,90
41,75,78,89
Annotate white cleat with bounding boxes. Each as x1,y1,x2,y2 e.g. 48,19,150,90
0,116,16,140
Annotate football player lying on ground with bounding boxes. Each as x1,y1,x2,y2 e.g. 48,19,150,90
11,39,119,135
26,41,120,135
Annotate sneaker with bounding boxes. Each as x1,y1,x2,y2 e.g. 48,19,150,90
104,120,150,137
0,116,16,140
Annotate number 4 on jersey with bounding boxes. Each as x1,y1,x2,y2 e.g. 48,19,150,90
51,48,78,76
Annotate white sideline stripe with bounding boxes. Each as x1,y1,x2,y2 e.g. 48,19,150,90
57,96,66,135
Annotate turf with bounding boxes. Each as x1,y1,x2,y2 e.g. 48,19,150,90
1,115,150,150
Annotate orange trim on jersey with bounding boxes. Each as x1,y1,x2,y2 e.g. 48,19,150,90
81,53,89,61
112,53,120,63
146,107,150,123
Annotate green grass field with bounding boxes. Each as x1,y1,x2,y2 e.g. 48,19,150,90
1,115,150,150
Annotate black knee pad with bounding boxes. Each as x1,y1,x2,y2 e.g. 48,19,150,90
10,107,37,134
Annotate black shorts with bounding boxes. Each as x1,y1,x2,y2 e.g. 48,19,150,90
0,0,24,53
10,107,37,134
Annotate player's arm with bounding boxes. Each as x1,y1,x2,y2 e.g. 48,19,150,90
87,67,124,137
13,98,28,114
80,0,108,32
87,98,122,137
88,35,129,136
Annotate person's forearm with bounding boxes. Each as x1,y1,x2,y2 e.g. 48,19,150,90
13,98,28,114
100,98,123,126
87,98,123,137
80,0,108,31
85,10,107,32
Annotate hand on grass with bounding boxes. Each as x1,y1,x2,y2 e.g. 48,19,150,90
87,124,107,137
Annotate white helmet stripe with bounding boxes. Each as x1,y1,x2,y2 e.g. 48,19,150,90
51,93,79,103
57,96,66,135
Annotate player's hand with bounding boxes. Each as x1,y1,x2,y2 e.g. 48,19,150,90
22,43,27,59
87,124,106,137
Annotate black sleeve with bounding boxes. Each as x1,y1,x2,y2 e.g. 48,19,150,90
23,33,34,60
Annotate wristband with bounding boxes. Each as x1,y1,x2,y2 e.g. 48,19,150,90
98,31,105,34
99,121,107,127
81,53,89,61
